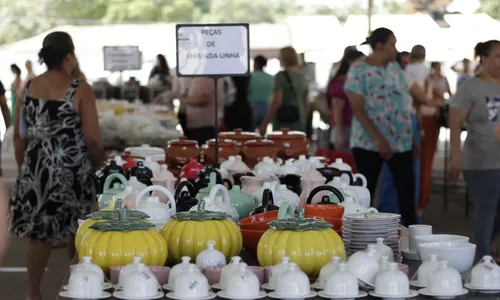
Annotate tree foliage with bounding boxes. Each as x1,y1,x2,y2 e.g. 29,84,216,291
478,0,500,20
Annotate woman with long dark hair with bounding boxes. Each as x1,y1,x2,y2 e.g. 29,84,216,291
449,40,500,260
327,50,365,151
149,54,171,88
10,64,22,123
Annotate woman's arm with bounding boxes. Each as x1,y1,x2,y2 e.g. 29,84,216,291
258,91,282,134
448,106,468,180
79,82,105,170
13,87,25,168
409,82,443,107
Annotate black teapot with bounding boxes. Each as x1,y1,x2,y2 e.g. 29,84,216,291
306,185,345,205
128,161,153,186
250,188,280,215
192,168,232,191
174,180,199,212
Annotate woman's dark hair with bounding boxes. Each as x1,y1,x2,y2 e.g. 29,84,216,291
361,27,394,49
149,54,170,85
430,61,441,69
474,40,500,61
331,50,364,83
254,55,267,69
396,51,410,68
38,31,75,69
10,64,21,76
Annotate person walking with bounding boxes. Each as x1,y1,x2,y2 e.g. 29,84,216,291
449,40,500,260
10,64,22,124
248,55,273,130
11,31,104,300
344,28,417,226
258,46,308,133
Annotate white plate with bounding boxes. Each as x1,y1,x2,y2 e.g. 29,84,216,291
464,283,500,294
261,283,274,291
166,291,217,300
162,283,174,291
59,291,111,299
63,282,114,290
401,249,420,261
369,290,418,299
409,280,426,288
344,213,401,221
268,291,317,299
217,290,267,299
113,291,164,299
211,283,222,290
318,290,368,299
418,288,468,299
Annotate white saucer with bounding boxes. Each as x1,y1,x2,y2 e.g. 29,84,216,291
311,282,322,290
63,282,114,290
369,290,418,299
217,290,267,299
261,283,274,290
166,291,216,299
409,280,426,288
418,288,468,299
211,283,222,290
268,291,317,299
318,290,368,299
113,291,164,299
162,283,174,291
464,283,500,294
401,249,420,261
59,291,111,299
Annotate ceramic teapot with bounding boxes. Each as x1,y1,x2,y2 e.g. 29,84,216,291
144,156,161,176
180,158,204,180
278,174,301,196
240,176,264,195
128,161,153,186
232,171,254,187
305,185,344,205
174,180,199,212
254,157,280,174
278,160,301,176
122,157,136,173
340,196,378,216
135,185,177,229
252,181,300,210
189,184,239,223
227,185,258,220
196,172,230,201
325,158,368,186
97,173,128,210
219,156,236,179
328,177,370,208
196,168,232,191
299,168,327,204
97,159,125,194
250,188,280,215
151,164,177,195
227,155,250,182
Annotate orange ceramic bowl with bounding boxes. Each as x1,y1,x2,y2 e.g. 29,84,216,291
241,229,267,256
304,214,343,231
239,210,280,231
300,204,344,219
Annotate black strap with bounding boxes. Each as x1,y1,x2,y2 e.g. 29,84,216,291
283,71,298,102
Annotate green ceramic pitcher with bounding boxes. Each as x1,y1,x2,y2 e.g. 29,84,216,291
227,185,258,220
98,173,128,210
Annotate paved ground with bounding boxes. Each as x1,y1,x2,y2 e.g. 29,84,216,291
0,137,479,300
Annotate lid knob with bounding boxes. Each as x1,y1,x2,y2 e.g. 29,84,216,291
181,256,191,263
231,256,242,263
133,256,142,263
82,256,92,263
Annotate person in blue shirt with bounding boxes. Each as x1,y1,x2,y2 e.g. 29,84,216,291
248,55,274,130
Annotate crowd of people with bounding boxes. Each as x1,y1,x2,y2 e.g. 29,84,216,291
0,25,497,299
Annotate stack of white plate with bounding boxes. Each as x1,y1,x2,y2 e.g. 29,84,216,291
342,213,402,262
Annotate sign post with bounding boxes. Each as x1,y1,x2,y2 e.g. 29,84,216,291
176,23,250,167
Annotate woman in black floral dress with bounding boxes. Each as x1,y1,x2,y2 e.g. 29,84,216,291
11,32,104,300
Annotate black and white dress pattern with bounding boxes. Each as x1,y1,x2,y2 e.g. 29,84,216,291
10,80,97,242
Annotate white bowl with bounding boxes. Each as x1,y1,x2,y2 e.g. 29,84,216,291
419,242,476,274
414,234,469,258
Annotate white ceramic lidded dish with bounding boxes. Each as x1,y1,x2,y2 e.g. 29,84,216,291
467,255,500,290
268,262,317,299
117,256,143,288
113,268,164,300
196,240,227,268
347,244,380,286
167,264,215,300
164,256,194,290
371,262,418,299
214,256,242,290
319,262,368,299
410,254,439,288
60,267,111,299
262,256,290,290
373,237,394,262
418,260,468,298
218,263,267,299
315,256,341,289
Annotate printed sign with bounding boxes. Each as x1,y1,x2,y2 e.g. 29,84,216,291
103,46,142,72
176,23,250,77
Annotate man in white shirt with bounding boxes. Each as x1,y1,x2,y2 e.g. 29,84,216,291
406,45,429,88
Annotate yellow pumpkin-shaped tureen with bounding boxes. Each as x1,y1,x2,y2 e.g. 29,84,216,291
257,206,345,278
78,207,168,272
160,199,242,264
